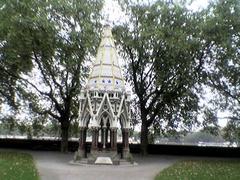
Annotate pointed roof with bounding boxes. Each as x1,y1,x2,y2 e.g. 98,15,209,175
86,25,125,91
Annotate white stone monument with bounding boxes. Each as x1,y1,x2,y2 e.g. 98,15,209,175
75,25,131,164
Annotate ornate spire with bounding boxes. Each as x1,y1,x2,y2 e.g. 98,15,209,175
77,26,132,162
86,25,125,91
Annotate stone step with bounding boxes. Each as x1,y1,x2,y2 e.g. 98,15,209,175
89,151,119,159
79,159,88,164
69,158,88,165
119,159,133,165
71,158,134,165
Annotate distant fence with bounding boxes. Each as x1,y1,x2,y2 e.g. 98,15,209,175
0,138,239,157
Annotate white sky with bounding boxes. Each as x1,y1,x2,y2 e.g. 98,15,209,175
102,0,210,25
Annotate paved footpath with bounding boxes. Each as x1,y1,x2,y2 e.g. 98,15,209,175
30,151,182,180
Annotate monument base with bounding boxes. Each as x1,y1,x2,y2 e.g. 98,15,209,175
87,149,120,165
123,149,133,163
71,150,135,166
74,149,85,161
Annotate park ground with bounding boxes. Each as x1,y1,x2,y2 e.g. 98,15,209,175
32,150,179,180
1,148,240,180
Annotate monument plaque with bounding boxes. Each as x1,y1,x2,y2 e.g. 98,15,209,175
95,157,113,165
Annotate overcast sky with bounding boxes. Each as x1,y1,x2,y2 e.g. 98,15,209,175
102,0,210,25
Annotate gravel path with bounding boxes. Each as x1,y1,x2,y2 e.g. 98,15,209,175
29,151,181,180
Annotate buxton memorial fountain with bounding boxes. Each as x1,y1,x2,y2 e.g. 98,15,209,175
74,25,132,165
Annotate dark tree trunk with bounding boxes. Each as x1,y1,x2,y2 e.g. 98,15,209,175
140,117,149,156
60,120,70,153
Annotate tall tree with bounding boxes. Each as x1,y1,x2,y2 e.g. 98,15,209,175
114,0,212,154
0,0,103,152
203,0,240,145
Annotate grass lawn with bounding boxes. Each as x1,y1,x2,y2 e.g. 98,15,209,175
0,151,39,180
155,159,240,180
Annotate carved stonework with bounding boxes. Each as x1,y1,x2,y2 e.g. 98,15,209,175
76,25,132,164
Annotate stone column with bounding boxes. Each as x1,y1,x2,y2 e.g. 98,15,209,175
110,129,113,149
101,128,104,147
79,127,86,150
102,127,106,149
122,128,130,158
91,127,99,151
110,128,117,151
105,127,109,147
74,127,86,160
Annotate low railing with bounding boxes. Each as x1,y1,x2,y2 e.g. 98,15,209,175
0,138,239,157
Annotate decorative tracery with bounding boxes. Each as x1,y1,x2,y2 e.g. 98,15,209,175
77,25,131,159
